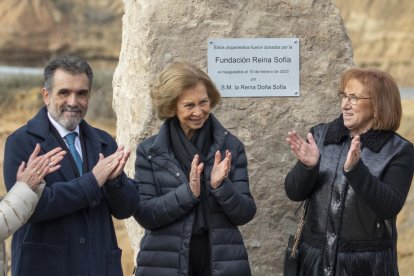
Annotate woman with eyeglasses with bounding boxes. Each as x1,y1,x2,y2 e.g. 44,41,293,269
284,68,414,275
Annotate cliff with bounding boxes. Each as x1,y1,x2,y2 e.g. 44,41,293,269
2,0,414,85
334,0,414,86
0,0,122,68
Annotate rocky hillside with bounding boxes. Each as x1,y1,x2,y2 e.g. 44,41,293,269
334,0,414,86
0,0,123,68
2,0,414,85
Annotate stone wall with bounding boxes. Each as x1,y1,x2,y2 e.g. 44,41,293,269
113,0,353,274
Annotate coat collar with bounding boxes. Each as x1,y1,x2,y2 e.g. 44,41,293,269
26,106,108,180
324,115,394,153
148,113,229,158
27,106,107,145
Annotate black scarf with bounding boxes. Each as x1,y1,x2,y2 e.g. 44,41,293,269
169,116,213,234
169,116,213,176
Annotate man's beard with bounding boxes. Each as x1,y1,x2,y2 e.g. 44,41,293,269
49,105,86,131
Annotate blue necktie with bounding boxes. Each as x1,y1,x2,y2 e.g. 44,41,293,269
65,132,83,175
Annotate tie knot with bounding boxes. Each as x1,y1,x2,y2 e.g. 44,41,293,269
65,132,78,145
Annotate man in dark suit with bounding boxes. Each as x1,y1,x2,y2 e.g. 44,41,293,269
3,56,138,276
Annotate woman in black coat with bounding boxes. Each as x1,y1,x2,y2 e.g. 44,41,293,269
133,61,256,276
285,67,414,275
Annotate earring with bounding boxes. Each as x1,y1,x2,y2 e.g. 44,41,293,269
373,113,376,118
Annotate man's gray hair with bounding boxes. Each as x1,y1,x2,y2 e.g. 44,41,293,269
44,56,93,92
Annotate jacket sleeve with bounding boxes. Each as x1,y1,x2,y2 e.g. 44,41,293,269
284,159,320,201
210,142,256,226
133,143,198,230
284,125,325,201
345,142,414,219
97,135,140,219
103,172,140,219
0,181,44,241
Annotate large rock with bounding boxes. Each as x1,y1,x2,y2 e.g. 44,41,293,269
113,0,353,274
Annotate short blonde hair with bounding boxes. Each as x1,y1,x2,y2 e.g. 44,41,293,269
151,61,221,120
340,67,402,131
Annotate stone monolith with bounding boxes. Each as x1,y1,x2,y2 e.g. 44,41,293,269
113,0,353,274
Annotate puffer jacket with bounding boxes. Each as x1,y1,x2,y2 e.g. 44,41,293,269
285,116,414,276
133,114,256,276
0,181,44,276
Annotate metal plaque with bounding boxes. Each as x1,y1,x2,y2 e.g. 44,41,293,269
208,38,300,97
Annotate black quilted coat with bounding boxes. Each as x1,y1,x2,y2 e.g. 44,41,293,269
285,116,414,276
133,114,256,276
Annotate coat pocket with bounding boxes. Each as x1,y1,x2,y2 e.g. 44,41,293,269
106,248,123,276
20,242,67,276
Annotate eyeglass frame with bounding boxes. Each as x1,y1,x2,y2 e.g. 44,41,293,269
337,91,371,105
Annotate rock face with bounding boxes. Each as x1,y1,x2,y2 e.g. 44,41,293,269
113,0,352,274
0,0,122,67
334,0,414,87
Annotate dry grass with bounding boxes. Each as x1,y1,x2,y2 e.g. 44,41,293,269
395,100,414,276
399,100,414,142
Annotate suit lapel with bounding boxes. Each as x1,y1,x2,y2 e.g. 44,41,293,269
79,121,105,173
41,131,78,181
26,107,81,181
29,107,110,181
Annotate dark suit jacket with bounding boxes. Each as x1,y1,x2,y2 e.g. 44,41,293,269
3,106,139,276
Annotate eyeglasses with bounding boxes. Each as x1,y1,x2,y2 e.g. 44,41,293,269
337,91,371,105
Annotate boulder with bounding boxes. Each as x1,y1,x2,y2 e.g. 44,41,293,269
113,0,353,274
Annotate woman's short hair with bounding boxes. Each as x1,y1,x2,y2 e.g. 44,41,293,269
339,67,402,131
151,61,221,120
